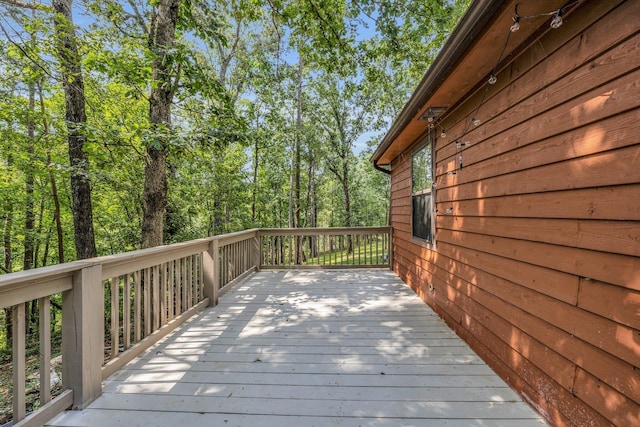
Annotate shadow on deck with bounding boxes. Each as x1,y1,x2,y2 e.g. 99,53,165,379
47,270,546,426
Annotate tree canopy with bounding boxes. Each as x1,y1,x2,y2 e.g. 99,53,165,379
0,0,470,268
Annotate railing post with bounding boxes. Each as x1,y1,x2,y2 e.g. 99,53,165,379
253,230,261,271
388,226,394,270
12,303,26,422
62,264,104,409
202,240,219,307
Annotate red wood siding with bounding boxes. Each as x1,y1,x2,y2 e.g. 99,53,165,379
389,1,639,426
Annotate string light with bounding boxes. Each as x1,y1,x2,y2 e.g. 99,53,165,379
439,0,583,175
510,16,520,32
550,10,563,28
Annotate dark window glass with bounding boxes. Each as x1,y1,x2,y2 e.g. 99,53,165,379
411,140,434,244
412,192,432,242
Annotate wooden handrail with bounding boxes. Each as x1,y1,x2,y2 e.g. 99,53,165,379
258,226,390,236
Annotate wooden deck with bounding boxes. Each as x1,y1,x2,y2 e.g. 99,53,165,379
47,270,546,426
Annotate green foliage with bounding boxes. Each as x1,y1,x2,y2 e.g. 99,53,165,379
0,0,469,270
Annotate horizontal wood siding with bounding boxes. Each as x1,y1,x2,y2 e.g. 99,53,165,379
389,1,640,426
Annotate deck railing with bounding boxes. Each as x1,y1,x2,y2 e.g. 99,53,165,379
0,226,390,426
260,227,392,269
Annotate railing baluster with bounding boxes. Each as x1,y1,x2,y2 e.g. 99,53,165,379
39,296,51,404
192,254,197,305
232,243,236,279
168,260,175,320
286,235,291,266
175,259,182,316
123,274,131,350
110,277,119,358
184,258,189,308
134,270,141,343
220,247,225,287
197,253,202,302
240,240,245,272
186,257,192,309
193,254,198,305
152,265,160,331
160,264,166,328
181,258,188,312
332,235,336,264
144,268,151,337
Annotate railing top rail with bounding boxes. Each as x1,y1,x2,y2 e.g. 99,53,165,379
0,260,91,288
0,262,85,309
100,238,212,279
216,228,259,246
259,226,391,236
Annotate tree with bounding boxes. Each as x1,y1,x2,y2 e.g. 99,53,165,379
0,0,470,264
140,0,181,248
52,0,97,259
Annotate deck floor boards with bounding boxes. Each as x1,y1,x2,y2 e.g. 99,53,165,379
47,270,546,426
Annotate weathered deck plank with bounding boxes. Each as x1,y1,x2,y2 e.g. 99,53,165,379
47,270,546,426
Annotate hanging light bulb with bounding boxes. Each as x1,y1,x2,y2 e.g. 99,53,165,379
472,117,481,126
550,10,563,28
510,16,520,32
440,128,446,138
488,75,497,85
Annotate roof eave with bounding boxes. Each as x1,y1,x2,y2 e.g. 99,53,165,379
371,0,506,166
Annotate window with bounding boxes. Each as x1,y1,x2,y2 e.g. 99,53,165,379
411,136,435,244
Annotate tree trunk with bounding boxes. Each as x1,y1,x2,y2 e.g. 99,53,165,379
3,178,13,348
213,199,223,235
3,198,12,273
53,0,97,260
46,150,65,263
24,81,35,270
251,126,259,226
294,55,303,264
23,30,37,339
39,82,65,264
308,162,318,258
33,196,46,268
341,160,353,254
141,0,181,248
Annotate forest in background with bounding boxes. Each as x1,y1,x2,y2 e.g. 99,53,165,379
0,0,469,357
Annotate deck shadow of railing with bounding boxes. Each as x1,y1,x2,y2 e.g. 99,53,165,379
0,226,391,426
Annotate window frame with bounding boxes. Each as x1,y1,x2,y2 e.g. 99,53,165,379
410,132,436,248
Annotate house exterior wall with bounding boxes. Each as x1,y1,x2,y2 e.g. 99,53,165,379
388,1,639,426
